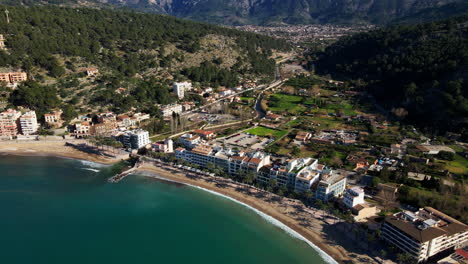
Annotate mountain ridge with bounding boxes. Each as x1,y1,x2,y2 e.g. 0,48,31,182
1,0,466,25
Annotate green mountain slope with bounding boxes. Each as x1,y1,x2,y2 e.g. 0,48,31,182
314,16,468,134
0,6,289,115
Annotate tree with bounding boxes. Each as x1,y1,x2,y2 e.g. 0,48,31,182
244,171,256,185
292,145,301,156
380,250,387,264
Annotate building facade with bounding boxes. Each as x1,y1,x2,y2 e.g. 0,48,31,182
315,173,346,201
382,207,468,262
343,187,365,208
160,104,183,117
19,111,38,135
118,129,150,149
173,82,192,99
0,109,21,137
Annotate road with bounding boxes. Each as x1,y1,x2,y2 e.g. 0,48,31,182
181,55,293,117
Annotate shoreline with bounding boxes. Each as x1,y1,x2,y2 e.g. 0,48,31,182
0,144,378,264
0,141,123,165
134,164,378,264
135,169,338,264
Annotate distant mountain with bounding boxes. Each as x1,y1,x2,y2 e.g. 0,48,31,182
392,1,468,25
314,15,468,133
1,0,466,25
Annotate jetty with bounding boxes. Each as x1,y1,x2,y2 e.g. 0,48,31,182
108,160,141,183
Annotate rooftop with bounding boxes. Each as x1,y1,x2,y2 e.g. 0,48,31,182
385,207,467,243
319,171,345,186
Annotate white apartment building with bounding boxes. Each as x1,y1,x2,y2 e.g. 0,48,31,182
175,145,270,175
315,172,346,201
228,151,271,176
343,187,365,208
44,110,63,128
179,133,201,149
294,169,321,193
382,207,467,262
160,104,183,117
119,129,150,149
175,144,232,171
257,158,319,190
0,108,21,137
19,111,38,135
173,82,192,99
74,122,91,137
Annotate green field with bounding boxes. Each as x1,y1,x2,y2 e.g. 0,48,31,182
437,154,468,174
246,127,287,138
240,97,255,101
268,94,305,114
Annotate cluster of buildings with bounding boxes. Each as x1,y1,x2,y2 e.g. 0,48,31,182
175,130,349,199
233,24,374,44
71,112,150,138
159,102,194,117
0,109,38,138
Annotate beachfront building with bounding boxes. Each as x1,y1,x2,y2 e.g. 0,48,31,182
153,138,174,153
294,169,321,193
0,108,21,138
19,111,38,135
343,187,365,208
175,144,233,171
257,158,318,190
315,172,346,202
44,110,63,128
173,82,192,99
74,122,91,137
179,133,201,149
117,129,150,149
160,104,183,117
175,145,270,175
381,207,468,262
228,151,271,176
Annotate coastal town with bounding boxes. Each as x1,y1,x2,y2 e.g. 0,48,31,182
1,57,466,264
0,13,467,264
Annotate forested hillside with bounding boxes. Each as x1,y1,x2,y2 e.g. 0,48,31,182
314,16,468,135
0,6,289,116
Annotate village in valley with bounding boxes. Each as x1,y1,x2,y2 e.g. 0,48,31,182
0,29,467,264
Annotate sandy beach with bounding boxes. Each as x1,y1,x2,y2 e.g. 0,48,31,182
0,140,125,165
135,162,383,264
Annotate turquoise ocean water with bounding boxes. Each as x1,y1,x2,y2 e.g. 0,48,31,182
0,156,329,264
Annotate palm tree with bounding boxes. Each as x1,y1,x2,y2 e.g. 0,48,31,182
244,172,256,185
367,233,375,250
380,249,387,264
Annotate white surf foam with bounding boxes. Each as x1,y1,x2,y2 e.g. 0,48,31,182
79,160,107,169
82,168,100,173
135,172,338,264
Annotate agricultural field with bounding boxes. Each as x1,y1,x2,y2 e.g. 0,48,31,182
267,94,306,114
246,127,287,139
437,154,468,174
